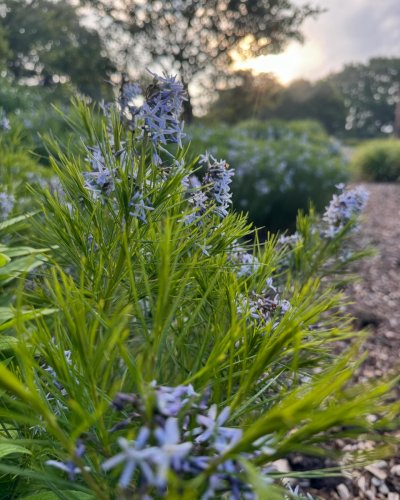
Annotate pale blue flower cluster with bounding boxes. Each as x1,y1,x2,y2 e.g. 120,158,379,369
185,190,209,225
46,440,87,481
142,72,187,148
129,191,154,224
322,184,369,237
228,244,260,278
238,278,290,325
103,383,271,498
83,145,152,224
0,110,10,131
0,191,15,220
83,146,116,198
119,72,187,157
201,152,234,218
183,153,234,224
278,232,302,247
286,484,315,499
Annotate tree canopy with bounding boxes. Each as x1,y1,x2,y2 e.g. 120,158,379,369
1,0,115,99
205,72,347,134
206,71,283,124
272,79,347,134
82,0,319,119
330,57,400,137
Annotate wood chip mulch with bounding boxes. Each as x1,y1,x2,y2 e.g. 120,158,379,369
281,183,400,499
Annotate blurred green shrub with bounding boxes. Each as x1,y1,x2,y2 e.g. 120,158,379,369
188,119,347,232
0,77,78,161
351,138,400,182
0,122,51,217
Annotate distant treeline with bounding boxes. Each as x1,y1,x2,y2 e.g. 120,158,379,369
206,58,400,138
0,1,399,138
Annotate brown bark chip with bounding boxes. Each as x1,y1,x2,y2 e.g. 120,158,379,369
303,184,400,499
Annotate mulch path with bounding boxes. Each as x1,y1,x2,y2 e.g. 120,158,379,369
292,183,400,499
347,183,400,383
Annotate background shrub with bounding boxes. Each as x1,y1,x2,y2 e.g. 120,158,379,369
351,138,400,182
188,119,347,232
0,77,78,162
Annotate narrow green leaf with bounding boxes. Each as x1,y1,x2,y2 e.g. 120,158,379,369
0,213,36,232
0,307,58,331
0,443,31,458
21,492,95,500
0,336,18,351
0,254,11,267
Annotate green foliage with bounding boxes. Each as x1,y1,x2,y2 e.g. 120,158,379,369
0,214,49,309
272,79,347,135
206,73,347,135
83,0,320,119
0,121,51,201
2,0,114,100
0,26,10,70
206,71,283,124
351,139,400,182
0,79,94,163
188,120,347,231
330,57,400,138
0,95,396,498
0,122,50,306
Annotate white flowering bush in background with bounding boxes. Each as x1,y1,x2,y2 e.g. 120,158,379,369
0,73,398,499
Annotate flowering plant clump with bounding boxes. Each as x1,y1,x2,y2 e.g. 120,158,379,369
239,282,290,326
0,190,15,220
0,72,397,500
187,119,347,232
276,183,371,285
322,183,369,237
0,109,10,131
227,242,260,278
118,72,187,164
100,383,268,498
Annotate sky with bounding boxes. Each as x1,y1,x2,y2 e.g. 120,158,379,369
236,0,400,83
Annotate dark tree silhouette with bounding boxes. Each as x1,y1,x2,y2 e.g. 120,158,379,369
206,71,283,124
272,79,347,134
2,0,115,100
82,0,319,120
330,58,400,137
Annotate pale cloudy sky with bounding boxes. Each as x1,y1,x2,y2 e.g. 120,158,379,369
239,0,400,82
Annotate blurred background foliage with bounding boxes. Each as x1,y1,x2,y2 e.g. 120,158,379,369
187,119,347,232
0,0,399,233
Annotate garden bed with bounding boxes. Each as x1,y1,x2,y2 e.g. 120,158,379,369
305,183,400,499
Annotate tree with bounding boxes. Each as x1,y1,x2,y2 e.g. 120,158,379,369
204,74,346,133
82,0,319,120
272,79,347,134
2,0,115,100
206,71,283,124
395,96,400,138
0,27,10,70
330,58,400,138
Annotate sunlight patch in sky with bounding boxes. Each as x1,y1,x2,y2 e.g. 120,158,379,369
237,0,400,83
233,42,323,84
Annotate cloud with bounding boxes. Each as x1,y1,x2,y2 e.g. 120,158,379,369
298,0,400,77
237,0,399,82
